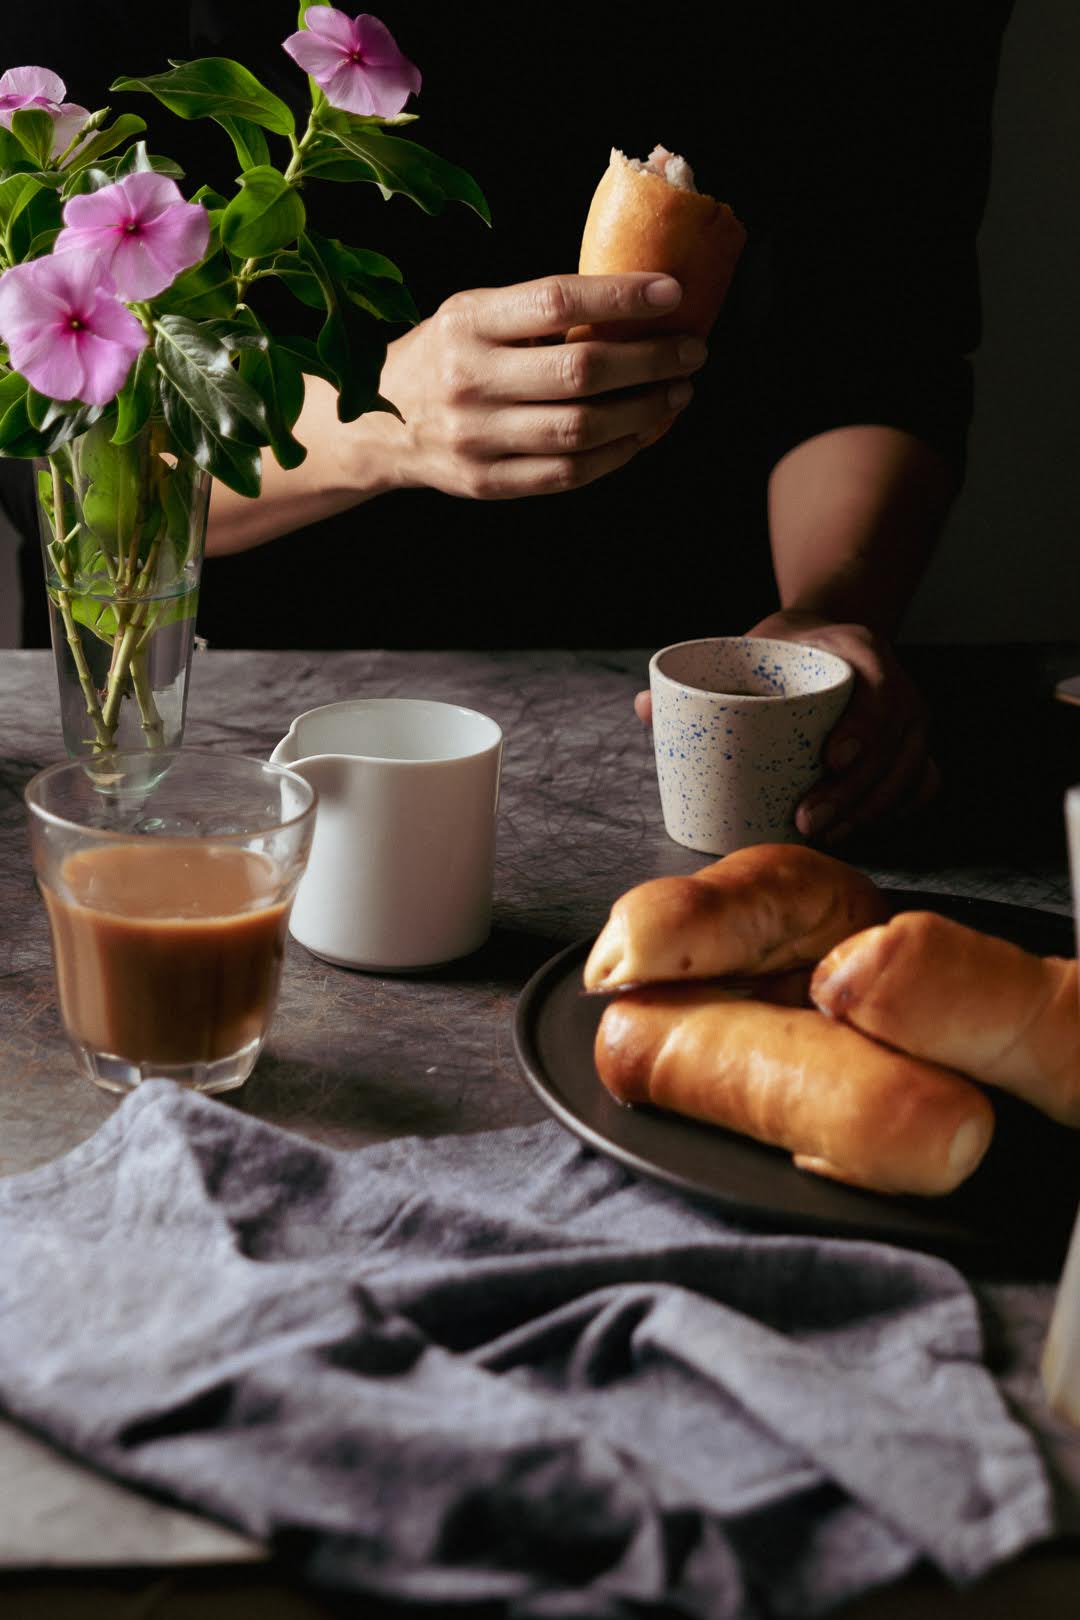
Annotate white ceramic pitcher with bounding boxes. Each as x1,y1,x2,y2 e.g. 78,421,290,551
270,698,503,971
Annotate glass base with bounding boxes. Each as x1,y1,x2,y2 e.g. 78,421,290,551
69,1035,263,1096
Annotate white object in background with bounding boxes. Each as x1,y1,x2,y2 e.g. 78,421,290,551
271,697,503,971
1044,1204,1080,1429
648,637,854,856
1044,785,1080,1427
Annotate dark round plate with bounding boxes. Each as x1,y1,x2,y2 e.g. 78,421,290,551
513,891,1080,1278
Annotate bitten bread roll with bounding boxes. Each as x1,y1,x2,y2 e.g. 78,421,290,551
811,910,1080,1127
583,844,890,993
595,988,995,1196
567,146,746,342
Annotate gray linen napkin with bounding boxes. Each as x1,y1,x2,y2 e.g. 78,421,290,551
0,1082,1056,1618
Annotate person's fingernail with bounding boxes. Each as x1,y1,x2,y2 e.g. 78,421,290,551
828,737,861,770
678,338,708,369
800,801,835,837
645,276,682,306
667,381,693,410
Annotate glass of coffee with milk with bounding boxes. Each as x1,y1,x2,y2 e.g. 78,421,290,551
26,751,316,1095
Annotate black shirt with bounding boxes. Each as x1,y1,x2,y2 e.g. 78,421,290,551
1,3,1013,648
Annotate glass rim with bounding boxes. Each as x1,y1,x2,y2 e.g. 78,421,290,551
24,748,317,843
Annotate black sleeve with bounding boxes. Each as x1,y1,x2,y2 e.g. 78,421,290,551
742,4,1015,477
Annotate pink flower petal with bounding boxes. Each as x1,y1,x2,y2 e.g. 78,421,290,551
303,7,359,49
0,261,69,341
53,222,122,272
109,236,177,301
83,295,147,352
49,102,91,158
0,252,145,404
60,191,126,233
0,66,67,104
282,31,349,81
58,177,209,301
354,15,419,78
34,251,115,311
115,171,187,217
321,58,412,118
109,204,209,300
71,329,143,406
13,325,88,402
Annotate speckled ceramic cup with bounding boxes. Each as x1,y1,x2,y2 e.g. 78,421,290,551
649,637,854,855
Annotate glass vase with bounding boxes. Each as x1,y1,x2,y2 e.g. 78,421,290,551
35,418,210,761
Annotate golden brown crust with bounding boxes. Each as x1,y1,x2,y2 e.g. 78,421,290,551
567,149,747,342
811,910,1080,1126
583,844,890,993
595,987,995,1196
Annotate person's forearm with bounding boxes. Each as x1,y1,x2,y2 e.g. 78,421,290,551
205,373,404,557
766,425,959,636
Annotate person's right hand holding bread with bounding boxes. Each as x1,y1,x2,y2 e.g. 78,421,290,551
368,271,706,501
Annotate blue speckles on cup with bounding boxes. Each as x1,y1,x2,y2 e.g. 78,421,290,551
648,636,854,855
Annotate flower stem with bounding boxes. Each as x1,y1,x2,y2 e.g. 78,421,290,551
130,649,164,747
47,457,113,750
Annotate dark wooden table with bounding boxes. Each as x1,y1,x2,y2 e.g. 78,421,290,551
2,643,1080,1619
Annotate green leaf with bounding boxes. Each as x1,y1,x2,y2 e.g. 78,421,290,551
191,185,228,211
10,185,62,260
10,109,55,168
0,127,32,171
233,306,307,471
112,350,157,444
274,241,417,324
265,252,324,310
22,227,62,259
62,114,147,174
153,313,269,497
113,141,185,180
299,137,378,186
0,173,43,245
272,333,337,387
196,318,267,354
220,166,306,258
310,128,491,222
297,231,387,421
0,376,106,457
26,391,89,434
152,250,237,320
213,115,271,173
112,59,295,137
158,373,263,497
75,417,145,552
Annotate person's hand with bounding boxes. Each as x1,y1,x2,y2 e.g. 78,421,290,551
369,273,707,498
748,612,940,842
633,612,940,843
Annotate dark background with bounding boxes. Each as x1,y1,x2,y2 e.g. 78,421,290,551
4,1,1077,650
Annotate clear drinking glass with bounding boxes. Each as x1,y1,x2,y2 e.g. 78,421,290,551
26,750,316,1095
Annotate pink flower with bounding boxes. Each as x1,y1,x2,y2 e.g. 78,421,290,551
0,255,147,406
0,67,90,160
283,9,420,117
54,173,210,303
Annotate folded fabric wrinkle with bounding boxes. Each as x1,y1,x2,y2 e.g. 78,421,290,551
0,1083,1057,1619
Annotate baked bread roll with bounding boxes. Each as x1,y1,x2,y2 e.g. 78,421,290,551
583,843,890,993
811,910,1080,1127
567,145,746,342
595,986,995,1196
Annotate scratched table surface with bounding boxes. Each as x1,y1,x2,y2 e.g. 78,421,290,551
1,644,1079,1618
